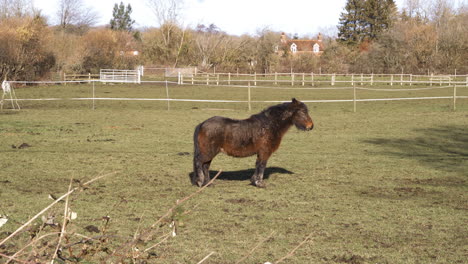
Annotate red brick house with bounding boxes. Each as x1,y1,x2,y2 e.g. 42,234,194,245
277,33,325,56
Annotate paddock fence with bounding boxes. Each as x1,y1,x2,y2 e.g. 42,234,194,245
2,73,468,112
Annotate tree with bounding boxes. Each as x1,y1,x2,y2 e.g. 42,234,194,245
0,0,34,19
145,0,187,67
56,0,99,31
110,2,135,31
195,24,227,69
0,15,55,80
338,0,397,45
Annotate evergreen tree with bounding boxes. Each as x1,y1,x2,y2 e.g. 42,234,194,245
338,0,397,45
338,0,366,45
110,2,135,31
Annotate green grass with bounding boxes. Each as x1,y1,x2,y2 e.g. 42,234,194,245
0,83,467,263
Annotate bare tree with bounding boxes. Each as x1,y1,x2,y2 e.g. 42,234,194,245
56,0,99,29
146,0,182,26
145,0,187,67
0,0,34,19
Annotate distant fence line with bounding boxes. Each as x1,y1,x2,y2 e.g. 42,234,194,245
61,71,468,87
3,79,467,112
177,72,468,87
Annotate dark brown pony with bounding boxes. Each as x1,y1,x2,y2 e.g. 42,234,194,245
192,98,314,188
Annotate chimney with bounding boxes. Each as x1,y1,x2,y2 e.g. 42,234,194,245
317,33,323,42
280,32,287,44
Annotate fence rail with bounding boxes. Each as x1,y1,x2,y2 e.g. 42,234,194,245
176,72,468,87
3,79,467,112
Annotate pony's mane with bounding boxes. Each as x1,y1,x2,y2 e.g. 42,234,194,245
258,102,291,117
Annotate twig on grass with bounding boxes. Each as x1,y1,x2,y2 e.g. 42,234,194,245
275,232,314,263
150,170,223,229
144,232,171,252
109,170,223,261
0,171,116,247
51,177,74,264
196,251,216,264
0,252,29,264
5,232,61,264
235,231,275,264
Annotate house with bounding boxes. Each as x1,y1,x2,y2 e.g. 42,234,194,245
277,33,324,56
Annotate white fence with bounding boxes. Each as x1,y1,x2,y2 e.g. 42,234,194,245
3,79,467,112
176,72,468,87
100,69,141,84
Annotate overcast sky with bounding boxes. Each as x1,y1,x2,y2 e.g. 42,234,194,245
33,0,406,37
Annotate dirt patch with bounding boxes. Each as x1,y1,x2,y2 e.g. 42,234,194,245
225,198,256,205
325,254,379,264
400,177,466,187
360,186,433,199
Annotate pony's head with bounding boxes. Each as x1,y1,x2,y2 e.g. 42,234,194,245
289,98,314,131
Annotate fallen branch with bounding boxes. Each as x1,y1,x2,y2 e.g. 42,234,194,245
236,231,275,264
51,177,74,264
197,251,216,264
0,171,116,247
5,232,61,264
0,252,29,264
108,170,223,260
151,170,223,228
275,232,313,263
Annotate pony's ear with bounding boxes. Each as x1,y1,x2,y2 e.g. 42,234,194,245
291,98,300,105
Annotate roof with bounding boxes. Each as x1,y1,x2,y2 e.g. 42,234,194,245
285,39,324,52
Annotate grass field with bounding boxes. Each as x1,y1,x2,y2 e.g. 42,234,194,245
0,82,467,263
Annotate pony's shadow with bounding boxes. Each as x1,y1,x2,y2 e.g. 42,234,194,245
188,167,294,182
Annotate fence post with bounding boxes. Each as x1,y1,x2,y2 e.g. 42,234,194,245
390,74,393,86
254,72,257,86
400,74,403,86
206,74,209,85
64,73,67,86
248,82,251,111
453,85,457,111
351,74,354,86
360,73,363,85
165,80,170,111
216,74,219,86
430,73,433,86
371,73,374,85
291,73,294,86
410,74,413,86
311,72,314,86
228,72,231,85
302,73,305,86
92,81,95,110
274,72,277,85
353,83,357,113
331,73,336,86
191,75,194,85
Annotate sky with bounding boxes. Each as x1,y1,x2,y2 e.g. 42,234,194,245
33,0,406,37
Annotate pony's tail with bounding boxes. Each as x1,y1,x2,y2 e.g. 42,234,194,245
192,123,203,186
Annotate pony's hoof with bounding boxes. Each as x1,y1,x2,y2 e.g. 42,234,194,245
254,180,266,188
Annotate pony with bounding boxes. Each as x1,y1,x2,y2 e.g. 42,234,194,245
192,98,314,188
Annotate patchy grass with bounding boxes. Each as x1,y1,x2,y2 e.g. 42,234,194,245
0,83,467,263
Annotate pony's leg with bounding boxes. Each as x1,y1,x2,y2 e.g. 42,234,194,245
202,160,212,186
193,155,208,187
251,154,269,188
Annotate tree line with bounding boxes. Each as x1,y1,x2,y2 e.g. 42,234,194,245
0,0,467,81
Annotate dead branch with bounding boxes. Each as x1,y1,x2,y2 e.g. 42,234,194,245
5,232,61,264
197,251,216,264
235,231,275,264
0,252,29,264
0,171,116,247
275,232,314,263
51,177,74,264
